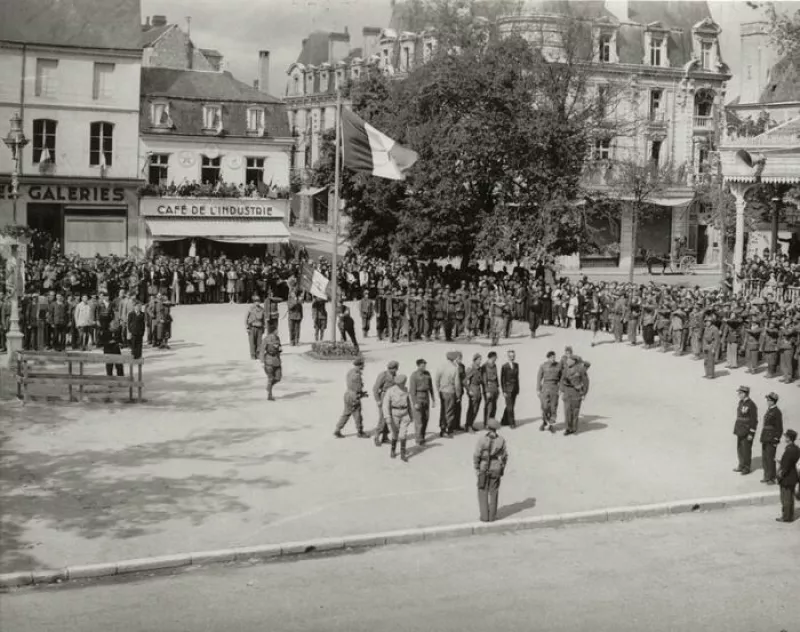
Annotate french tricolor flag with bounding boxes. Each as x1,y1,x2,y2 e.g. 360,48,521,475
341,107,418,181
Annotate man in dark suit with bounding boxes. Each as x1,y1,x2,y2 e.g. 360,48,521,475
760,392,783,484
500,350,520,428
127,301,146,360
733,385,758,475
776,429,799,523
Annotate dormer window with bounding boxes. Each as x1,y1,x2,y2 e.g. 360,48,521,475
151,101,172,128
649,37,663,66
320,70,329,92
203,105,222,132
382,48,390,68
293,75,300,96
700,41,713,70
352,66,361,80
599,34,612,63
305,71,314,94
247,107,265,134
335,68,344,89
401,47,411,71
423,41,434,63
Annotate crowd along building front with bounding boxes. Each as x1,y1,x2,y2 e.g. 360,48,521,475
0,0,144,258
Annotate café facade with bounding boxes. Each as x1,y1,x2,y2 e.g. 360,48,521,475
139,195,290,258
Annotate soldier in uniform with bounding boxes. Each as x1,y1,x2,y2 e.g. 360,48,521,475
453,351,467,432
265,289,280,334
689,302,705,358
375,285,389,341
641,300,656,349
481,351,500,426
464,353,483,432
490,291,505,346
611,293,626,343
435,350,460,437
500,349,519,428
422,288,435,341
409,358,435,445
733,385,758,475
536,350,561,432
334,357,368,439
432,289,446,340
453,289,467,340
442,288,455,341
760,318,780,378
527,287,543,339
656,303,672,352
626,295,641,345
702,313,720,379
776,429,799,522
382,374,415,461
671,304,687,355
760,392,783,485
372,360,399,447
261,326,282,401
778,317,797,383
409,288,423,341
311,295,328,342
359,289,373,338
560,354,588,435
473,417,509,523
287,290,303,346
724,309,743,369
744,319,762,373
245,294,266,359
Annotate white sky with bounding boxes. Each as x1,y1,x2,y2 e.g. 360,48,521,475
140,0,800,97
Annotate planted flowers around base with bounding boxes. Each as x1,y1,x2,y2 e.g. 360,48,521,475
306,341,361,360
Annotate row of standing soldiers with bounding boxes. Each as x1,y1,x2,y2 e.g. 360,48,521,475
356,286,544,345
599,294,800,382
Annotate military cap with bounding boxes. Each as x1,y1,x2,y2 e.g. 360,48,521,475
486,418,501,430
353,357,365,367
766,392,779,402
785,429,798,441
394,373,407,385
387,360,399,370
737,385,750,395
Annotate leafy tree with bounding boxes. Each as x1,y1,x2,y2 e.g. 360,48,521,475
310,0,611,268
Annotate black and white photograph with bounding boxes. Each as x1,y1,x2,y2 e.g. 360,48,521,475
0,0,799,630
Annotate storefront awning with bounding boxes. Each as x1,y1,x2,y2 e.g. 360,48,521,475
298,186,328,196
146,219,290,244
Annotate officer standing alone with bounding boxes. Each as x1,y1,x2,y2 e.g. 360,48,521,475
245,294,266,360
473,418,508,522
760,392,783,484
733,385,758,475
776,429,799,523
261,326,282,401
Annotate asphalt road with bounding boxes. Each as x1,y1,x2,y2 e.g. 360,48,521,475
2,506,798,632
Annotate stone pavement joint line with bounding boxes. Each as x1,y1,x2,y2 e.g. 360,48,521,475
0,491,778,590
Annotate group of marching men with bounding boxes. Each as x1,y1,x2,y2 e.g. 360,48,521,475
330,346,590,462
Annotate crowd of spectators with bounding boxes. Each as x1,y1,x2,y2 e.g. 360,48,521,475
138,179,290,200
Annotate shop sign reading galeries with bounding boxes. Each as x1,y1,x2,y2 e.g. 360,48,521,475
139,197,286,219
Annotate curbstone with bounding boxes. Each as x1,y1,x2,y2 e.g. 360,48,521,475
233,545,282,561
116,554,191,576
343,533,388,549
191,550,237,566
67,562,118,580
31,568,67,585
383,529,427,546
0,571,33,588
281,538,344,556
628,502,673,519
421,524,474,541
556,510,609,526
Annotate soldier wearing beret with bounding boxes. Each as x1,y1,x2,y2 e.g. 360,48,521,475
760,392,783,484
733,385,758,475
473,418,509,522
334,357,368,439
776,429,799,522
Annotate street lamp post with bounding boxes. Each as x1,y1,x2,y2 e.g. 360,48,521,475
3,112,28,368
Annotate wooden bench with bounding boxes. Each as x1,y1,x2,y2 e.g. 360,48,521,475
16,351,144,404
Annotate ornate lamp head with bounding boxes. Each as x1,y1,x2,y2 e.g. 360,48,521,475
3,112,28,159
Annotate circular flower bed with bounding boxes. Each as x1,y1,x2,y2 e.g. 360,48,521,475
306,341,361,361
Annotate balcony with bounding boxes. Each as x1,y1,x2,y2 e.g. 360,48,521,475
693,115,713,132
139,182,290,200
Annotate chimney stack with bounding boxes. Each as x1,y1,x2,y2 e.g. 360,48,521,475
258,50,271,94
151,14,167,27
143,16,151,30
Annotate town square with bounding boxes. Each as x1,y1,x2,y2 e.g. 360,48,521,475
1,0,799,630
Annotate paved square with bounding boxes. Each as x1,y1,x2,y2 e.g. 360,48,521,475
1,303,797,573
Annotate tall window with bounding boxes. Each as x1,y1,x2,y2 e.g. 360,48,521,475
697,147,709,174
649,38,663,66
148,153,169,185
694,90,714,117
203,105,222,130
319,108,326,132
151,102,172,127
245,157,265,186
649,89,663,120
32,119,57,163
650,139,662,167
92,62,114,100
424,41,434,63
247,107,265,133
593,139,611,161
700,41,713,70
35,59,58,97
294,75,300,95
89,122,113,166
402,47,411,70
201,155,221,184
597,86,609,118
598,34,612,63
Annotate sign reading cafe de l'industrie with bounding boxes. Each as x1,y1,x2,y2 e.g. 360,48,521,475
138,197,286,219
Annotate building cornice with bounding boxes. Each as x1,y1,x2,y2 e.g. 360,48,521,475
0,100,140,114
0,40,142,58
140,132,295,146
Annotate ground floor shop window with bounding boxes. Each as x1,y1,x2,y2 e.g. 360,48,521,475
64,214,126,258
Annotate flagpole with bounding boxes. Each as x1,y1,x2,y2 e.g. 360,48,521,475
331,87,342,343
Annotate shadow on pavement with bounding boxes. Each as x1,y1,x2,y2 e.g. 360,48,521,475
497,496,537,520
0,420,308,573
